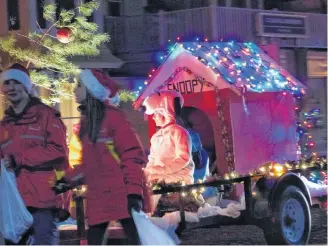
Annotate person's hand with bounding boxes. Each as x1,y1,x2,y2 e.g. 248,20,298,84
127,194,143,214
52,178,72,194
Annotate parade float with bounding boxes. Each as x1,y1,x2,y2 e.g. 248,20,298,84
130,41,327,245
134,41,306,182
60,41,327,245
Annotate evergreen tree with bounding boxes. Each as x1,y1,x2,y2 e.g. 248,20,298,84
0,0,135,104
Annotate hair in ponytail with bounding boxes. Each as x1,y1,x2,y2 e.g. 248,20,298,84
79,91,105,143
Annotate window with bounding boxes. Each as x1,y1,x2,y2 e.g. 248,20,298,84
108,1,121,16
55,0,75,20
7,0,20,30
37,0,46,28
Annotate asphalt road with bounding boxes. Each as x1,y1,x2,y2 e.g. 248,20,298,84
180,208,327,245
59,207,327,245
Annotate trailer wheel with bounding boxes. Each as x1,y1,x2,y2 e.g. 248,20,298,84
264,185,311,245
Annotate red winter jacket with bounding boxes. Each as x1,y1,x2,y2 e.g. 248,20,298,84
67,105,146,226
0,98,69,209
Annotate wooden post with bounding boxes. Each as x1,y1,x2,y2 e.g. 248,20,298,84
243,177,253,220
178,194,186,231
75,196,87,244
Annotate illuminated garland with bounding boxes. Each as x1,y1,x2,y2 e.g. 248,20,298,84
295,107,323,158
151,180,205,198
73,157,326,199
215,86,236,174
138,38,306,98
150,157,327,196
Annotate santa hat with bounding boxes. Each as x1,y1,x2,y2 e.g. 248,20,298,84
80,69,120,106
0,63,39,97
143,90,184,118
0,68,32,92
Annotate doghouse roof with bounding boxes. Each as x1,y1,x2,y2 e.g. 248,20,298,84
134,42,305,109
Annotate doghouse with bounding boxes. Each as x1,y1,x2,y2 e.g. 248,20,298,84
133,42,306,183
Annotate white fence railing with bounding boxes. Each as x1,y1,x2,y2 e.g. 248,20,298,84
105,6,327,53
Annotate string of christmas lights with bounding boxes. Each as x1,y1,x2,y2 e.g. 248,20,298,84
138,36,306,98
150,157,327,196
74,156,327,199
295,106,323,159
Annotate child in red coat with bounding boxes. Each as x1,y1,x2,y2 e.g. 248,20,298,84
66,69,146,245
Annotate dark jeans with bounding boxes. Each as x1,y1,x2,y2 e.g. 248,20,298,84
88,218,140,245
5,208,58,245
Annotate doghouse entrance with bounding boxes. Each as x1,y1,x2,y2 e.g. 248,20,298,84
180,106,217,172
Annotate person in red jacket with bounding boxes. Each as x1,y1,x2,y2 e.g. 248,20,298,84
66,69,146,245
0,63,69,245
67,86,122,219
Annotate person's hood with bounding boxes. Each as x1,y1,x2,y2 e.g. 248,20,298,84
142,90,184,119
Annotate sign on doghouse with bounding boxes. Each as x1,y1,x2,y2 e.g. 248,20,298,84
167,79,204,94
164,68,213,94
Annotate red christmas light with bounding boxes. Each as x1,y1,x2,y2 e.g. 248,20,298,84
308,142,315,147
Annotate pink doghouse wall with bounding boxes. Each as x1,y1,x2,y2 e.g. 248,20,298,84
230,92,298,175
